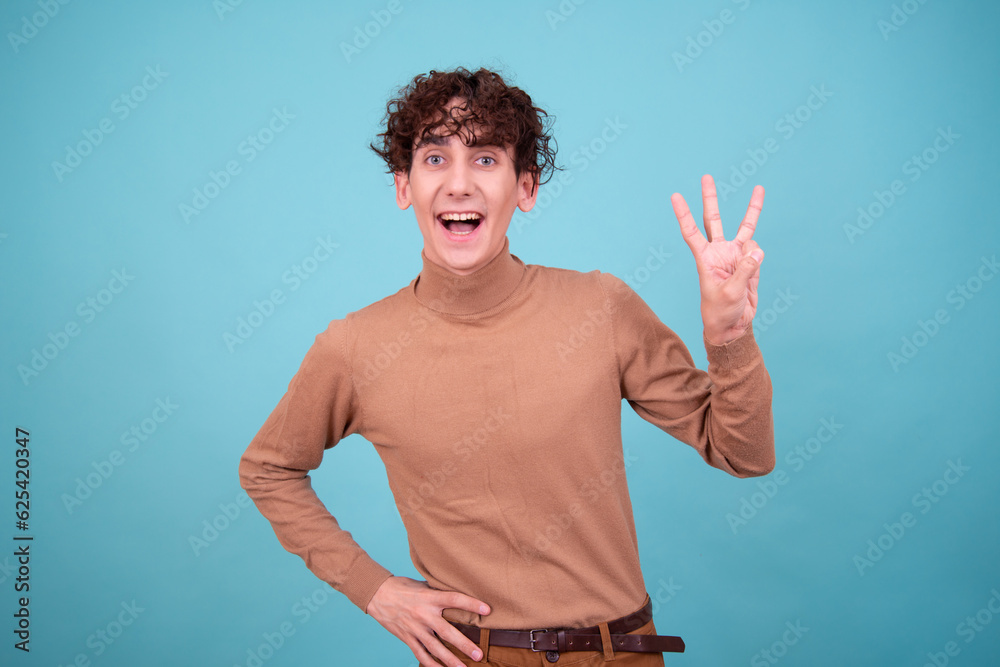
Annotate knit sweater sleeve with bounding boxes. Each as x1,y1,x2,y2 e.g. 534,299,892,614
238,318,393,612
599,273,775,477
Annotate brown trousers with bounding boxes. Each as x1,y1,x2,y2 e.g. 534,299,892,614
441,617,667,666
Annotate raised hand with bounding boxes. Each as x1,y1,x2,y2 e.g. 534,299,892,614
366,576,490,667
670,174,765,345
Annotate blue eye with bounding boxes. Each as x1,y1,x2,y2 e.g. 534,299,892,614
478,156,495,166
427,155,443,165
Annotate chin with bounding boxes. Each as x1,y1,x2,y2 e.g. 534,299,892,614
438,249,487,274
431,239,501,274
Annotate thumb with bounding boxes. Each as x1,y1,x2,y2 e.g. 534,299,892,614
732,248,763,286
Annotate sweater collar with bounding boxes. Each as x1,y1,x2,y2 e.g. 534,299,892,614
412,236,525,315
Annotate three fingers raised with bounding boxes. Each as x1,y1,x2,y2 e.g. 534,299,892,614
671,176,765,256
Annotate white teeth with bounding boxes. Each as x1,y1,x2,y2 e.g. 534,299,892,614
440,212,482,221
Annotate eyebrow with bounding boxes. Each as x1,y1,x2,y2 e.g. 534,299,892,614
414,136,505,156
414,135,449,150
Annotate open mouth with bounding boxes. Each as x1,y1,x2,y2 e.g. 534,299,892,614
438,212,483,236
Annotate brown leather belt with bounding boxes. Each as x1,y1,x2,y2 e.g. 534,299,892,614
447,599,685,656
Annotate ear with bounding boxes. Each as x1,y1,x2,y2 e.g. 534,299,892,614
393,170,411,210
516,169,540,213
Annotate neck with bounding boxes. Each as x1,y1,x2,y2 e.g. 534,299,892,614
413,237,525,315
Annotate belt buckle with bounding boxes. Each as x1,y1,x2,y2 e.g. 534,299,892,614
529,628,549,651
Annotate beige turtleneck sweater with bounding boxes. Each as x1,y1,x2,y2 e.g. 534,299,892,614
238,236,774,629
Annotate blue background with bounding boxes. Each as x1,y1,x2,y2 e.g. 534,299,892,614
2,1,998,665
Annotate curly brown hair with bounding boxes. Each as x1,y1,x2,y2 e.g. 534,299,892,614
370,67,558,194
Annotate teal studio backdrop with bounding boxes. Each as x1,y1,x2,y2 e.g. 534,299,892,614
2,1,998,665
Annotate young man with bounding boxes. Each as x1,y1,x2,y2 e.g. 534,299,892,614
239,67,774,667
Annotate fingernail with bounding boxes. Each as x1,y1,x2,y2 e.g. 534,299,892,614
479,604,489,614
472,649,483,660
751,250,763,262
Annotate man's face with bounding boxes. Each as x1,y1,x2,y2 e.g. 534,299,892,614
393,101,537,276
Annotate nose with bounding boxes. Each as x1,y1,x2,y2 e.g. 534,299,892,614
444,158,474,197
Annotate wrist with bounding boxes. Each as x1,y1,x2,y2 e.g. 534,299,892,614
704,324,749,346
365,574,397,615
